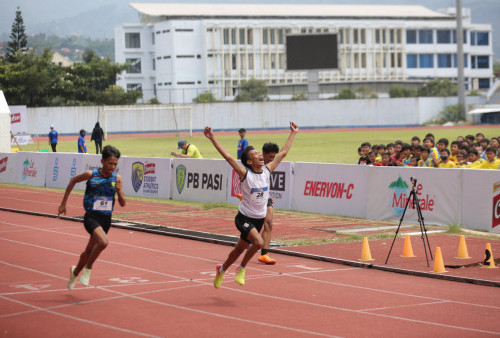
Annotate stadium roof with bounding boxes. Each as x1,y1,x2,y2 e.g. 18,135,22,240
467,105,500,115
129,3,452,20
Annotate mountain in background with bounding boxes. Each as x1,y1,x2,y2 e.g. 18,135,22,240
1,0,498,60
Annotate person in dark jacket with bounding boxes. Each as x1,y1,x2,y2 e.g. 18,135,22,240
91,122,105,154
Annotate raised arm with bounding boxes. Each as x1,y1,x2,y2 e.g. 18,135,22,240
204,126,246,179
58,170,93,216
267,122,299,173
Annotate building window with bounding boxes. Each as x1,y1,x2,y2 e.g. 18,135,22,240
263,28,268,44
223,28,229,45
270,28,276,44
232,54,237,70
419,54,433,68
278,29,284,44
152,32,155,45
231,28,237,45
175,28,194,32
177,55,195,58
437,54,452,68
477,32,489,46
239,28,245,44
247,29,253,44
177,82,195,85
418,30,433,44
126,58,141,73
407,54,417,68
406,30,417,44
125,33,140,48
470,32,476,45
478,78,490,89
127,83,142,92
152,58,155,71
437,30,451,43
477,56,489,69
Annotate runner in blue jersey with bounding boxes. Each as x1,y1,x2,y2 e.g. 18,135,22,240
58,145,126,290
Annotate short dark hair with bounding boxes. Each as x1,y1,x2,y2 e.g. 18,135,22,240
240,146,255,168
476,132,484,137
480,138,490,144
425,133,434,139
451,141,461,147
485,146,496,154
411,136,420,142
468,149,478,156
361,142,371,148
238,128,246,133
102,145,121,160
437,138,449,146
421,147,429,153
423,137,434,146
465,134,475,141
386,143,395,148
441,148,451,155
401,144,411,152
262,142,279,154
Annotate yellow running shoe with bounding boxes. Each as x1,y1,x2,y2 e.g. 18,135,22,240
67,266,78,290
79,267,92,286
258,254,276,265
234,267,245,286
213,264,225,289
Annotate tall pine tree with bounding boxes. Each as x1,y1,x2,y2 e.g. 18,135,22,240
6,7,28,61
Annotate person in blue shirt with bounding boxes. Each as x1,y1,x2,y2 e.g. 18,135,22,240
58,145,126,290
48,125,58,152
78,129,87,153
237,128,248,159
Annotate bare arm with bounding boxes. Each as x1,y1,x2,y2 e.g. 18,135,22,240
267,122,299,173
58,170,93,216
115,174,126,207
171,151,192,158
204,126,246,179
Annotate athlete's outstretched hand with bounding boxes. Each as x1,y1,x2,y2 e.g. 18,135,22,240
204,126,214,140
289,121,299,133
58,204,66,217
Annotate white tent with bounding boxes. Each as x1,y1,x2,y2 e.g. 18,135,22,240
0,91,11,153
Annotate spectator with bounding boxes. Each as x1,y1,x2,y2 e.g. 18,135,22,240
386,143,395,155
417,147,433,167
78,129,87,153
422,137,439,162
390,142,403,166
412,145,423,162
171,139,203,158
456,150,468,167
456,136,464,142
436,149,456,168
475,133,485,143
237,128,248,159
465,134,475,143
436,138,449,152
490,137,499,153
399,144,412,166
411,136,420,146
475,147,500,169
425,133,435,142
91,122,105,154
358,143,371,165
367,151,377,165
48,124,58,152
479,138,490,158
377,144,386,157
378,152,391,166
409,157,418,167
449,141,461,163
372,145,380,162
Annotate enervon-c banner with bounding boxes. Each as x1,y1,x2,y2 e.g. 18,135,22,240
171,158,227,203
291,163,369,218
226,161,293,210
9,105,28,135
121,157,171,199
45,153,82,189
366,166,462,226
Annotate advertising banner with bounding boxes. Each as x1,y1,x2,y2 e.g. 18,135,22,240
226,161,293,210
14,152,48,187
9,105,28,135
366,166,461,226
171,158,227,203
121,157,171,199
0,152,18,183
45,153,83,189
75,154,124,190
291,163,368,218
461,169,500,233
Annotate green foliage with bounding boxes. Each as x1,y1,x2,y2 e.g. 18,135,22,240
234,78,268,102
334,88,356,100
418,78,457,97
6,7,28,62
494,62,500,78
291,92,307,101
192,92,218,103
389,85,418,98
439,104,465,122
147,97,161,104
467,90,482,96
355,85,377,99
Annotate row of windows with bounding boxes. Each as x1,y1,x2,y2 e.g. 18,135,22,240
407,54,489,69
407,29,488,45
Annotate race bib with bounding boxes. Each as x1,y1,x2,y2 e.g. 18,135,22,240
93,196,113,211
250,188,267,203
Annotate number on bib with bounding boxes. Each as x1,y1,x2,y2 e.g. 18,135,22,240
93,196,112,211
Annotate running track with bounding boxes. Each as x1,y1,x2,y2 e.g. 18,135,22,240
1,211,499,337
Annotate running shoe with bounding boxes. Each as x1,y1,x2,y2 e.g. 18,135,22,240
213,264,225,289
79,267,92,286
258,254,276,265
234,267,245,286
67,266,78,290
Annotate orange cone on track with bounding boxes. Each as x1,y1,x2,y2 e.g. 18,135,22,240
359,237,374,261
432,247,448,273
455,235,471,259
400,234,416,257
482,243,497,269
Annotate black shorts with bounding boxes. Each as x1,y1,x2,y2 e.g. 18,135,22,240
267,197,273,208
84,211,112,235
235,212,265,243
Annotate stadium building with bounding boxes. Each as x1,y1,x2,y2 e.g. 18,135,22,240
114,3,494,103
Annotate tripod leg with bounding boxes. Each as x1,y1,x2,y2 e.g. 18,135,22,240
385,191,412,264
414,191,431,266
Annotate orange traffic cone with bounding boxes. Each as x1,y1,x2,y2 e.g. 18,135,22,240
400,234,416,257
432,247,448,273
359,237,374,261
482,243,497,269
455,235,471,259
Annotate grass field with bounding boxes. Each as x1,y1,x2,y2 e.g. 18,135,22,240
15,125,500,164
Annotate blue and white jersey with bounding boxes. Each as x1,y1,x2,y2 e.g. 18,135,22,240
238,166,270,219
83,169,117,215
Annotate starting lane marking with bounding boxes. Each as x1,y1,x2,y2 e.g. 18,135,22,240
10,284,51,291
108,277,150,284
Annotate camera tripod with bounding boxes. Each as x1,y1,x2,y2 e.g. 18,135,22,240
385,177,433,266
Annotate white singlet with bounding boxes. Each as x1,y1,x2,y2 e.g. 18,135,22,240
238,166,270,219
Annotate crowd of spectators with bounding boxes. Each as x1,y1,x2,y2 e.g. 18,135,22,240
358,132,500,170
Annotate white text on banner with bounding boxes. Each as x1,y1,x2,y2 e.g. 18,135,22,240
121,157,171,199
45,153,83,189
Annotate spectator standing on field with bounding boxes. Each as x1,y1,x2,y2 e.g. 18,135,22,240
237,128,248,159
78,129,87,153
91,122,105,154
48,125,58,152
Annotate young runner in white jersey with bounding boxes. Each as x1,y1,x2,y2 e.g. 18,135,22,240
205,122,299,288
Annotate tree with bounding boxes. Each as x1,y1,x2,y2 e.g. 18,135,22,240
234,78,268,102
6,7,28,62
193,91,218,103
334,88,356,100
418,78,457,97
440,104,464,122
389,85,417,98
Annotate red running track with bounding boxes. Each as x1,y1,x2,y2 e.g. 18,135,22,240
1,211,499,337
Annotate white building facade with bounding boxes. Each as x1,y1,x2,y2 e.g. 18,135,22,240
114,3,494,104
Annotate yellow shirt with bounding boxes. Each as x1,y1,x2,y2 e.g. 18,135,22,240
476,159,500,170
182,144,203,158
438,161,456,168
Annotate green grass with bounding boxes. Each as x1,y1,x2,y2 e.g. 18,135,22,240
15,126,500,164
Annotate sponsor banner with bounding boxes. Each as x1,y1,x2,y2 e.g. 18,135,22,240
14,152,48,187
9,105,28,135
367,166,461,226
11,134,34,146
45,153,83,189
171,158,227,203
226,161,293,210
291,163,368,218
121,157,171,199
461,169,500,233
0,152,18,183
